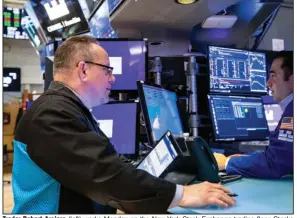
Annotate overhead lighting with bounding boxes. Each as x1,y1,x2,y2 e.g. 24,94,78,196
202,15,238,29
175,0,198,5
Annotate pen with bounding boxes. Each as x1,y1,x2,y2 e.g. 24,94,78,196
228,193,238,197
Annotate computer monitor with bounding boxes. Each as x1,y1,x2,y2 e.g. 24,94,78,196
208,46,267,95
3,68,21,92
108,0,123,15
208,95,269,141
92,101,140,155
137,81,184,145
89,0,117,38
137,131,181,178
23,2,48,51
29,0,89,39
3,7,29,39
98,39,147,91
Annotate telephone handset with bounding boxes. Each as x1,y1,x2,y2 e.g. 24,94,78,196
186,136,221,183
199,138,219,172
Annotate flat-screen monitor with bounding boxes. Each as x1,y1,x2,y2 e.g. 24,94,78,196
92,101,139,155
98,39,147,91
29,0,89,39
137,131,180,178
89,0,117,38
209,46,267,95
264,104,282,133
3,7,29,39
108,0,123,15
23,2,49,51
39,43,55,73
208,95,269,141
3,68,21,92
137,81,184,145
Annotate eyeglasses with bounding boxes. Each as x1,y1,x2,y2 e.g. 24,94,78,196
85,61,114,76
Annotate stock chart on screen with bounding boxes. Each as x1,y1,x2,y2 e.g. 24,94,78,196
209,46,267,94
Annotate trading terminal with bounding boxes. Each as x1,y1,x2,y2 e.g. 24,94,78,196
3,0,293,215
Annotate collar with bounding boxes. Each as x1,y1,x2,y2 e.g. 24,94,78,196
279,93,294,111
47,81,91,109
49,81,92,111
61,83,93,111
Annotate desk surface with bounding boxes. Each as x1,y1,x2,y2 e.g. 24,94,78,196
169,177,293,214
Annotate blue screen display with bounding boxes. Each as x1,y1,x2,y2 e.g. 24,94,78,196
92,102,138,154
108,0,122,14
209,46,267,94
142,84,183,142
98,40,146,90
208,95,269,141
137,132,178,177
23,2,48,51
89,0,117,38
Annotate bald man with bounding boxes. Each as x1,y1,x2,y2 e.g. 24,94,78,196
12,36,235,214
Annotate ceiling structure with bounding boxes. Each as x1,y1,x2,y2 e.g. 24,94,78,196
3,0,293,55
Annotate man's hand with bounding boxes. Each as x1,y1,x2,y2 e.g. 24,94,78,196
179,182,236,208
213,152,227,171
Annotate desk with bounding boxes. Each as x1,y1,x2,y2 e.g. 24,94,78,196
169,177,293,214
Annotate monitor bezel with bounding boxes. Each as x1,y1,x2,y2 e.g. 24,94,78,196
207,45,268,96
97,100,140,156
87,0,105,21
208,94,270,142
96,38,149,92
137,80,184,146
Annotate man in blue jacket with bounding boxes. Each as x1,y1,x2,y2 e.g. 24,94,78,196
214,51,293,179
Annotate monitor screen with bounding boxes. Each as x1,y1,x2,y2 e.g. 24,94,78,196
29,0,89,39
137,132,178,177
138,82,184,144
92,101,139,155
209,46,267,94
108,0,123,14
3,68,21,92
208,95,269,141
98,40,147,91
23,2,49,51
39,43,55,73
3,7,29,39
264,104,282,133
89,0,117,38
